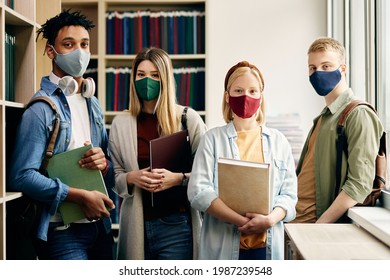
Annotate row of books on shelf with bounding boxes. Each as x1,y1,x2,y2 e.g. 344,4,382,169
5,32,15,102
106,10,205,55
174,67,205,111
105,67,131,112
105,66,205,112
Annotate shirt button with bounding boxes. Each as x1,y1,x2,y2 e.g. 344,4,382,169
66,139,69,142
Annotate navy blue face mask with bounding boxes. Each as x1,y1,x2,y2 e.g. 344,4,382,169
309,67,341,96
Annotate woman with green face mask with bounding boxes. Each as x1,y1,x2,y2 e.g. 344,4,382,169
108,47,207,260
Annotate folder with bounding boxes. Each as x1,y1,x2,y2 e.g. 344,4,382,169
150,130,192,173
47,144,108,224
218,157,270,215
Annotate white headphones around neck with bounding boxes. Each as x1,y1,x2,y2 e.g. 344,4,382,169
58,76,96,98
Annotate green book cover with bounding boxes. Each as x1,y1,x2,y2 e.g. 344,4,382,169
47,144,108,224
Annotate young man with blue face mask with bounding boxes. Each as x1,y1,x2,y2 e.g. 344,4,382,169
9,10,116,259
292,37,383,223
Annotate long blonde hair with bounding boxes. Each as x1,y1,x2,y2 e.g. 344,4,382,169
129,47,180,135
222,61,265,124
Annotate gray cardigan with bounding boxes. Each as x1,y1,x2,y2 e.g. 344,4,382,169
108,105,207,259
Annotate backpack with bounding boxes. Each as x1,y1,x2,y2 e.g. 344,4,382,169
6,96,60,259
335,100,387,206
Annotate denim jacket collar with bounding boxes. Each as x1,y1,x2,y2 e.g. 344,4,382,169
40,75,60,96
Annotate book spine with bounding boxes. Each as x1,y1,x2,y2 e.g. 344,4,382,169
105,67,115,111
5,32,10,101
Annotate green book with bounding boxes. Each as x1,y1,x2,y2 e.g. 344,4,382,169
47,144,108,224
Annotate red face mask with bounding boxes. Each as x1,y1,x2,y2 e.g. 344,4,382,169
228,94,261,119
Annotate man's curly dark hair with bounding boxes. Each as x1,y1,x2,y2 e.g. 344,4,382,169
36,9,95,45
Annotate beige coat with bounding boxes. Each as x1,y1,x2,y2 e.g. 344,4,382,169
109,105,207,259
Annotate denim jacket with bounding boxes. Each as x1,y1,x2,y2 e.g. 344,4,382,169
188,122,297,259
8,76,114,241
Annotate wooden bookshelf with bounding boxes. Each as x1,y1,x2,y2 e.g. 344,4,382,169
0,0,61,260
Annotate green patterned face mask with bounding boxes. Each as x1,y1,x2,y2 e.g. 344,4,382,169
135,77,161,101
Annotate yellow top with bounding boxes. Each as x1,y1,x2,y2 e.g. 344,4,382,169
236,127,266,249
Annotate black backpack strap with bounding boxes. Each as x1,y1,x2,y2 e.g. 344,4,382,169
181,107,188,130
26,96,60,174
335,100,376,196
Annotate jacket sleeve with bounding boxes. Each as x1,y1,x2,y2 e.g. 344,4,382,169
342,106,384,202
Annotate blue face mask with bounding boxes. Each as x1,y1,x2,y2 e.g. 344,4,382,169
51,46,91,77
309,67,341,96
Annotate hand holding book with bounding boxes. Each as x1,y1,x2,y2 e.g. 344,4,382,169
47,144,112,224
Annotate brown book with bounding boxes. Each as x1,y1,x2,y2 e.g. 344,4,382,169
218,157,270,215
150,130,192,173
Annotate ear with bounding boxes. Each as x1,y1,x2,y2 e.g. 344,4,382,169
225,91,229,103
340,64,347,74
46,44,55,59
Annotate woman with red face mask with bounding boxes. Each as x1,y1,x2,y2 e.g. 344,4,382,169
187,61,297,260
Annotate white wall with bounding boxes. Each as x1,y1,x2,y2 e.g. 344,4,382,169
205,0,327,137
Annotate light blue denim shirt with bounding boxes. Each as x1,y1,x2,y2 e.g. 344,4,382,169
8,76,114,241
188,122,297,259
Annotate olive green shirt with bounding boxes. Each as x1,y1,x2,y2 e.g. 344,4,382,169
296,88,383,219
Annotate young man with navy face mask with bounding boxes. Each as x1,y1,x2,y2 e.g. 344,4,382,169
9,10,116,259
292,37,383,223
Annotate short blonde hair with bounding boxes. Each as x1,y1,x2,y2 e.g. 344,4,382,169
308,37,346,64
222,61,265,124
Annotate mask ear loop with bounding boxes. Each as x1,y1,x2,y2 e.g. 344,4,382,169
58,75,78,96
152,81,162,114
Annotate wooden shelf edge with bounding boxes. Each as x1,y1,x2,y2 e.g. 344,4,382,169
4,5,35,26
3,101,25,109
0,192,23,204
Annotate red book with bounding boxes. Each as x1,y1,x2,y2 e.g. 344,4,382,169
114,15,120,54
155,15,160,48
118,12,124,54
137,12,143,52
149,16,155,47
150,130,192,173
